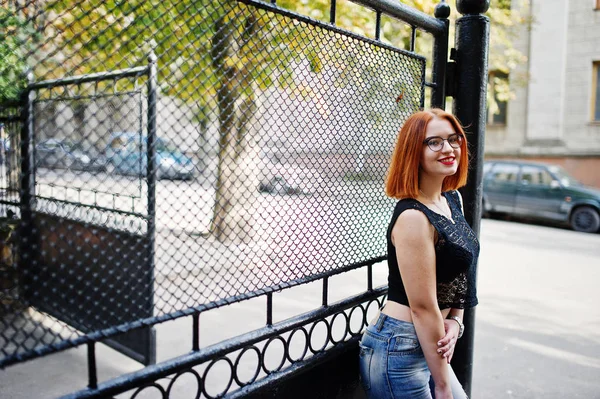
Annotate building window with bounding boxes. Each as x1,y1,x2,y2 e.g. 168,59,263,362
488,71,509,126
594,62,600,121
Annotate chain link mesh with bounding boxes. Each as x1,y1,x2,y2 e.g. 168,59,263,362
0,0,426,365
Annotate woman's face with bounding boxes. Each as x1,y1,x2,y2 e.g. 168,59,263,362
420,117,461,179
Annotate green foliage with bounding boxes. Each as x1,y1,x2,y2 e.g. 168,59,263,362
11,0,527,113
0,7,40,102
497,0,513,10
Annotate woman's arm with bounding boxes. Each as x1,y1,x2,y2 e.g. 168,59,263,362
391,210,452,397
438,309,464,363
436,192,467,362
455,190,465,214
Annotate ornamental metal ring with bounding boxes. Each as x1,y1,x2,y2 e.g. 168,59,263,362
285,327,309,363
202,357,234,399
329,311,349,345
130,382,167,399
232,345,262,387
260,335,288,374
308,319,331,354
364,299,382,328
166,369,202,399
348,304,366,336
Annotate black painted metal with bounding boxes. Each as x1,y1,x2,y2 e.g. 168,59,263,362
145,50,158,366
241,337,365,399
350,0,446,35
7,62,158,368
26,67,149,90
457,0,491,15
451,1,490,395
18,72,36,330
431,1,451,108
330,0,337,24
87,342,97,390
0,0,491,398
267,293,273,326
60,287,387,398
238,0,428,62
193,313,200,352
322,276,329,307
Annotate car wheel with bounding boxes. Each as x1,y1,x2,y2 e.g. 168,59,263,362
570,206,600,233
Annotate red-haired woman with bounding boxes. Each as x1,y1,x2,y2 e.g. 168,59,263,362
359,109,479,399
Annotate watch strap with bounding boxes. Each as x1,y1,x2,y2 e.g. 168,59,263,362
449,316,464,339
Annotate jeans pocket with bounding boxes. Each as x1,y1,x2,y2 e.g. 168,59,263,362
390,335,420,355
358,344,374,390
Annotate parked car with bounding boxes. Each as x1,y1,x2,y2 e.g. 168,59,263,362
258,176,307,195
104,132,196,180
35,138,108,172
482,160,600,233
258,157,317,196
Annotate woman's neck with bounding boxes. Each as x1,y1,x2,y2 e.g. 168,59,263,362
418,180,444,202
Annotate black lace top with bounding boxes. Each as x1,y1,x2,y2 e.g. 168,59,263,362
386,190,479,309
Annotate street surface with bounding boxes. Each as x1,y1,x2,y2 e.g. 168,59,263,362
471,218,600,399
0,208,599,398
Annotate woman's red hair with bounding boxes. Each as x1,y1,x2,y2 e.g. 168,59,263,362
385,108,469,199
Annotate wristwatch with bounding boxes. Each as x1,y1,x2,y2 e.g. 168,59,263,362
449,316,464,339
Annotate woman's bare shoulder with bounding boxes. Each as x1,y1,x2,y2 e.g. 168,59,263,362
392,208,433,243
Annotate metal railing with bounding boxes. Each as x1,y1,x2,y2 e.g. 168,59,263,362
0,0,460,397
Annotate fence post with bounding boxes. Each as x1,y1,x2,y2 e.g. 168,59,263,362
431,0,450,109
451,0,490,396
145,49,158,365
18,71,36,302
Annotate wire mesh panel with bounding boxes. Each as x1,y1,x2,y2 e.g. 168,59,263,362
0,0,427,369
0,103,21,209
0,102,22,359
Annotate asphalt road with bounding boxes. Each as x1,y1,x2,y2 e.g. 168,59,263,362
472,218,600,399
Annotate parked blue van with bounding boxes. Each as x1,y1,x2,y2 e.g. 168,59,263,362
104,132,196,180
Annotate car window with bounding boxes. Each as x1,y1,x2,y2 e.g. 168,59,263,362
483,163,492,175
520,166,554,186
41,140,62,150
489,163,519,183
548,165,580,186
539,169,554,185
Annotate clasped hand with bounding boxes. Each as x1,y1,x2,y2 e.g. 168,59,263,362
437,319,460,363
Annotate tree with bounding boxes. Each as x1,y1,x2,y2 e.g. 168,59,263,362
10,0,527,242
0,7,41,102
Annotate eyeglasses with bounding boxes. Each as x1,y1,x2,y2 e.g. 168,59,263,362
423,133,463,152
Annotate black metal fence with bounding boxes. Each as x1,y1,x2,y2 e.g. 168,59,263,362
0,0,459,397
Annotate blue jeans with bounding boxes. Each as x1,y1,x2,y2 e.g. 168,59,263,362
359,313,468,399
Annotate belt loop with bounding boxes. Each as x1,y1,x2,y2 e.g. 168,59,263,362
375,313,386,332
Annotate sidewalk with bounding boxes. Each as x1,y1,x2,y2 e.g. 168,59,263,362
1,219,600,398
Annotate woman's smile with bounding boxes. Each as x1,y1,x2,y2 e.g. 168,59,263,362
438,156,456,166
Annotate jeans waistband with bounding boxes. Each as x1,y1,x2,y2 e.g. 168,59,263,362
372,312,417,334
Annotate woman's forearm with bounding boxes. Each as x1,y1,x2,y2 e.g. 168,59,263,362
448,308,464,319
411,307,451,392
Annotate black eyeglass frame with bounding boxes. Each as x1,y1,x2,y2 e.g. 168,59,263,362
422,133,463,152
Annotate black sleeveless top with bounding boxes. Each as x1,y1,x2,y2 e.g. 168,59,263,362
386,190,479,309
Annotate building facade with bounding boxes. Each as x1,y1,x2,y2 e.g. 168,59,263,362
486,0,600,188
